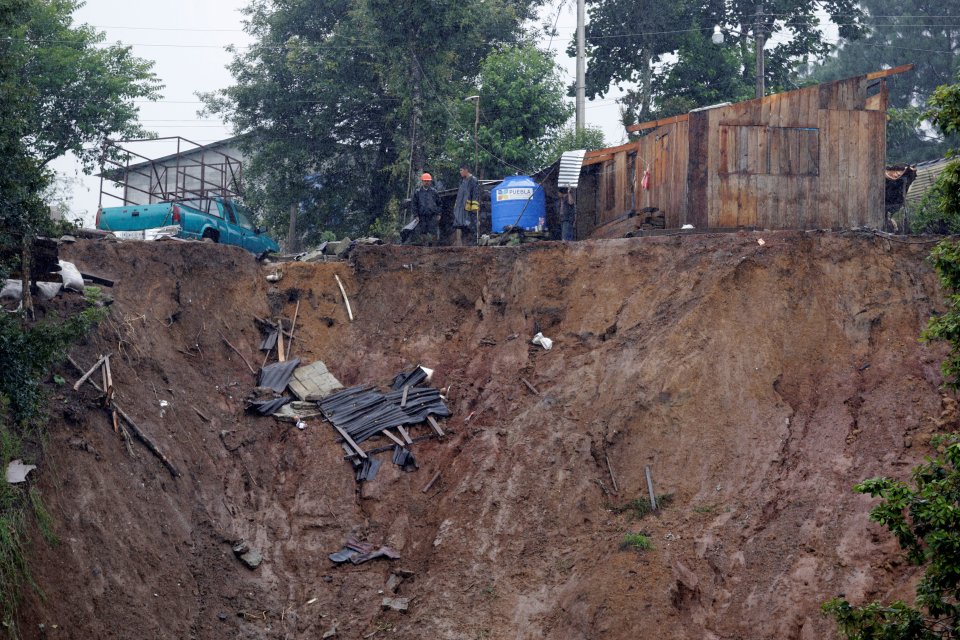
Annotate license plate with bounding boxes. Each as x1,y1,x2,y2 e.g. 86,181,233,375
113,226,181,241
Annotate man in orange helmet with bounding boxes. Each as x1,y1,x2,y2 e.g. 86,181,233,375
411,172,441,245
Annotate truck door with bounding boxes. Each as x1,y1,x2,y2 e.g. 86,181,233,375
219,200,242,246
234,204,260,252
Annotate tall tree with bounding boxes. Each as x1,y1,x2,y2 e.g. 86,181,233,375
204,0,545,242
811,0,960,163
448,43,573,178
0,0,160,311
581,0,866,123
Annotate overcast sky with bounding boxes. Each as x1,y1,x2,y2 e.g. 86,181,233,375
53,1,628,225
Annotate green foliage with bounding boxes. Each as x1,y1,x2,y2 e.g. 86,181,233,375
620,532,653,551
909,74,960,234
810,0,960,163
204,0,545,240
922,240,960,387
824,433,960,639
582,0,866,123
447,43,572,177
612,493,674,520
542,125,607,161
0,302,105,636
0,0,159,296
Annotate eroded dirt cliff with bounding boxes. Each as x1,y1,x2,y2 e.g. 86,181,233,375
17,231,954,639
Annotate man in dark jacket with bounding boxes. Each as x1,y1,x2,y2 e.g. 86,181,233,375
411,172,441,245
452,162,479,246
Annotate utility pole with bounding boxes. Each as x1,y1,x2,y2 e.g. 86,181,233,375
465,95,480,177
575,0,585,131
754,3,765,99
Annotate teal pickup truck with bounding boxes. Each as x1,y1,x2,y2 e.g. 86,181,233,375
96,197,280,255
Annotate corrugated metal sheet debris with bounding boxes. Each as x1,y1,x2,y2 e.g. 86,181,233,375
558,149,587,189
258,358,301,392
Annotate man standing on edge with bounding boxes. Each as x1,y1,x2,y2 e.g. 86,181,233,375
560,187,577,241
453,162,479,246
411,172,441,245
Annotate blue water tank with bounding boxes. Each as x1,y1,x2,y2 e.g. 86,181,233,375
491,175,546,233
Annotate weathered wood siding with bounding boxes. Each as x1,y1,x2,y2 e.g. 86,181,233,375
580,71,892,233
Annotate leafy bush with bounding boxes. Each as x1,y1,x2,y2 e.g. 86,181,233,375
0,302,105,636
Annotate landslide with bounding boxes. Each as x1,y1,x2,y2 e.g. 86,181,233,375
15,231,954,639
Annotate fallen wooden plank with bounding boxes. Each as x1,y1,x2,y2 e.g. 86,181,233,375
73,354,107,390
287,299,301,357
426,415,445,437
67,355,180,478
382,429,405,447
334,274,354,321
400,386,409,408
606,454,619,495
218,330,256,374
521,377,540,396
192,405,211,422
276,319,286,362
103,354,114,406
421,471,442,493
79,271,114,287
396,425,413,445
645,465,658,511
334,425,367,459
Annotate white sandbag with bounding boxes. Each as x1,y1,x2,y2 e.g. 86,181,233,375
58,260,85,292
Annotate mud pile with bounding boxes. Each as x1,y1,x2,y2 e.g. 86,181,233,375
17,231,952,639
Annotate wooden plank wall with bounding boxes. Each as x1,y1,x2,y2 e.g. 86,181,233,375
580,73,887,234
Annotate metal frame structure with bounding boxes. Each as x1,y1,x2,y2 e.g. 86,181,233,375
98,136,244,207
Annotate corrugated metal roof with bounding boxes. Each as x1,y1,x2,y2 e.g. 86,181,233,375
558,150,587,189
906,158,951,205
257,358,301,392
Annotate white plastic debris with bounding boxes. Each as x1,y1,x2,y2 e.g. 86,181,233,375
757,238,766,246
159,399,169,418
58,260,85,292
296,418,306,430
531,332,553,350
681,224,695,230
6,459,37,484
420,366,434,382
266,271,283,282
1,279,22,301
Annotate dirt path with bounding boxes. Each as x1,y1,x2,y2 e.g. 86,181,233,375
16,231,951,639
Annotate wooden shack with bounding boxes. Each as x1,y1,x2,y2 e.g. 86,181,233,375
577,65,912,237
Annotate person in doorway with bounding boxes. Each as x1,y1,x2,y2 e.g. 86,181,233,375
453,162,479,246
411,172,441,245
560,187,577,241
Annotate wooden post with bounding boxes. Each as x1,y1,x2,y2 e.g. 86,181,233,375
396,425,413,445
426,415,445,437
276,318,286,362
334,425,367,459
287,299,301,357
401,386,409,408
645,465,657,511
73,354,108,390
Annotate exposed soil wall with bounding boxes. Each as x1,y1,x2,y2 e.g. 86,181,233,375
16,231,954,639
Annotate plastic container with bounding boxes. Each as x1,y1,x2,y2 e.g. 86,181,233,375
491,175,545,233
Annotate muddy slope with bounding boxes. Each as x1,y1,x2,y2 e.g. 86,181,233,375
17,231,952,639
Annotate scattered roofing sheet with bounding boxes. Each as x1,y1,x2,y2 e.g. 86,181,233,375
328,536,400,564
392,445,417,472
288,360,343,401
391,366,429,390
356,457,382,482
258,358,301,392
246,397,291,416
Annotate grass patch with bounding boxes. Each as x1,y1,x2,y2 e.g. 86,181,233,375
0,301,105,636
620,532,653,552
692,504,716,514
611,493,674,520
